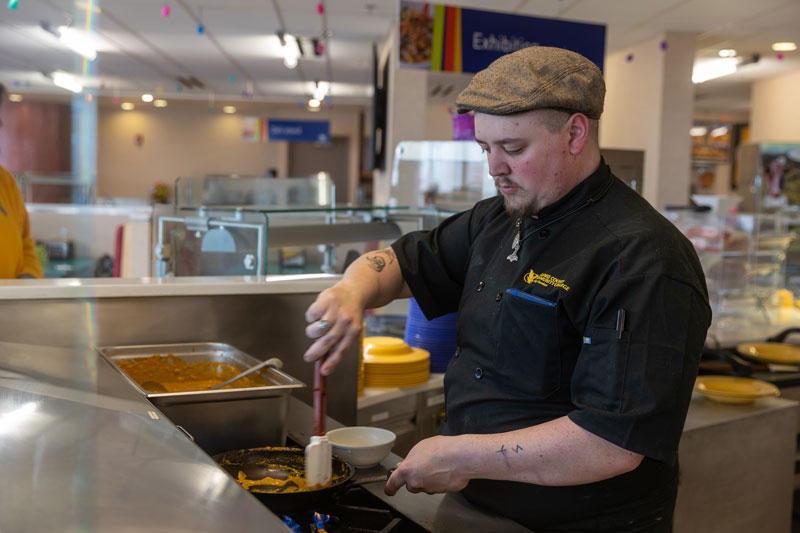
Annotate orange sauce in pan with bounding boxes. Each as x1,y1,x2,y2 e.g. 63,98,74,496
117,354,270,392
236,470,342,492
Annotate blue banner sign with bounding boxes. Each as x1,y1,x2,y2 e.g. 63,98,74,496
399,1,606,73
268,119,331,143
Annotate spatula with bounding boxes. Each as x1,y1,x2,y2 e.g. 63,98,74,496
305,357,332,487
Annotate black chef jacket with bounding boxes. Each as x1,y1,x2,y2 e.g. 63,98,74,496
392,161,711,531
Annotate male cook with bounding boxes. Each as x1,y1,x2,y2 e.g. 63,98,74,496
303,46,711,531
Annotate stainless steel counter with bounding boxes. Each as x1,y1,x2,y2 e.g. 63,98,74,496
0,341,290,533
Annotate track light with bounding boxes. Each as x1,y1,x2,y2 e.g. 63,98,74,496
40,22,97,61
51,71,83,93
277,31,301,69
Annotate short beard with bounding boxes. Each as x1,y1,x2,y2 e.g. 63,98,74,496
503,195,538,219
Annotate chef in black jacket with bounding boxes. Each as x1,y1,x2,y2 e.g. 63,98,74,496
303,46,711,531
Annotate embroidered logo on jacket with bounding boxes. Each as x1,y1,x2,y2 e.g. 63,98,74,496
523,269,571,291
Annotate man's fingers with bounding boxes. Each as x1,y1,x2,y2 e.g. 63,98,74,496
384,469,404,496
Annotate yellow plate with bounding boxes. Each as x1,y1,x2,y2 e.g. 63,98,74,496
694,376,779,404
736,342,800,364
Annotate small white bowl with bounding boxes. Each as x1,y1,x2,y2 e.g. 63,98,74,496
326,426,396,468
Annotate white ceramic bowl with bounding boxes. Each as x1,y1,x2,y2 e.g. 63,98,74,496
326,426,396,468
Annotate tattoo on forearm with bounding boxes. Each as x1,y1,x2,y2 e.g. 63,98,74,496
365,248,396,273
496,444,523,457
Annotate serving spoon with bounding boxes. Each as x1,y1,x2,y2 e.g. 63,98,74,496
209,357,281,390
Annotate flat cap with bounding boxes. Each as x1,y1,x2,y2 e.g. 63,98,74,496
455,46,605,119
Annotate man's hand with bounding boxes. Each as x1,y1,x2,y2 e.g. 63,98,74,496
303,281,364,376
384,435,470,496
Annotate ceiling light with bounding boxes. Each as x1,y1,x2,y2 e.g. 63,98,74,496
710,126,729,137
8,94,23,102
142,93,154,102
222,105,236,114
772,42,797,52
153,99,168,108
121,102,135,110
718,49,737,58
51,71,83,93
278,32,301,69
689,126,708,137
312,80,330,101
692,58,737,84
41,23,98,61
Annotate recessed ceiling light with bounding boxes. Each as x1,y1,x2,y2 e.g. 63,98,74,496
772,42,797,52
121,102,135,110
141,93,154,102
222,105,236,114
8,94,23,102
718,49,737,58
153,99,168,108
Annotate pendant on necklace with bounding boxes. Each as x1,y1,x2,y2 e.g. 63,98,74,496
507,218,521,262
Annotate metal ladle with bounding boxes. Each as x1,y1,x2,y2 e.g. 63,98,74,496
209,357,282,390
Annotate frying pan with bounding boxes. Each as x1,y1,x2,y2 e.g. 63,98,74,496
212,446,390,512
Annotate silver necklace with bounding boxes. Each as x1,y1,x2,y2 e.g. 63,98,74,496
503,174,616,264
507,218,521,262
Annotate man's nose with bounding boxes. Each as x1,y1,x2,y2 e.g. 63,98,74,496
486,152,509,177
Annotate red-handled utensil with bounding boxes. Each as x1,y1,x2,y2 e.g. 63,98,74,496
305,356,332,486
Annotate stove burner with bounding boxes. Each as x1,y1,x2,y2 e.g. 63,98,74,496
278,485,427,533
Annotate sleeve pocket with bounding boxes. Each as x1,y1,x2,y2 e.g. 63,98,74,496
571,327,630,412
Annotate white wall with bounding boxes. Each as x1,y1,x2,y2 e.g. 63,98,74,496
601,32,696,209
750,69,800,143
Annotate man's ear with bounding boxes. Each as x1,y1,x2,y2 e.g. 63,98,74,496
566,113,590,156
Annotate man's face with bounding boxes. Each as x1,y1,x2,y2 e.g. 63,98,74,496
474,110,575,217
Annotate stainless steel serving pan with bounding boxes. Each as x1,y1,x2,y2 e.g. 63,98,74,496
98,342,304,403
98,342,306,455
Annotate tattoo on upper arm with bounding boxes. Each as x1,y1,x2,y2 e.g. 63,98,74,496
365,248,396,273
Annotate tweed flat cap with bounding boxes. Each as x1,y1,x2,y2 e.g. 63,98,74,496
455,46,605,119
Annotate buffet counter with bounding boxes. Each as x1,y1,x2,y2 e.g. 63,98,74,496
2,336,797,532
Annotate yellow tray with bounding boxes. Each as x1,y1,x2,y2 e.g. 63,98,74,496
736,342,800,365
694,375,780,404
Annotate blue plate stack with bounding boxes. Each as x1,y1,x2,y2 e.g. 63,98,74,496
404,298,458,374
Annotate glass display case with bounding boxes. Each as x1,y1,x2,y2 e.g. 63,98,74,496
154,174,411,277
390,140,495,213
664,210,796,341
174,173,334,210
15,172,94,204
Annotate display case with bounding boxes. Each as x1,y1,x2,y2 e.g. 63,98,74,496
15,172,94,204
390,140,495,213
664,210,795,341
154,174,411,277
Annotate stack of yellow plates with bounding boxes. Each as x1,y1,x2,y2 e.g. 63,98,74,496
694,375,780,404
363,336,430,388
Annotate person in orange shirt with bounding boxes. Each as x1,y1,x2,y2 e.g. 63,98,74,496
0,83,43,278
